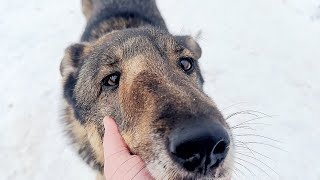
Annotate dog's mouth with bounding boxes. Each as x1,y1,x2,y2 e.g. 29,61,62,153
145,153,232,180
173,148,232,179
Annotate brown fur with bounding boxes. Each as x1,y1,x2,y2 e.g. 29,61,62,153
60,1,233,179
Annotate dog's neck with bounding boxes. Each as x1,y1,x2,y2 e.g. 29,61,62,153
81,0,167,42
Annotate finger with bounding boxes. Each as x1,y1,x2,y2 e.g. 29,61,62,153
110,155,142,179
103,117,153,180
123,160,153,180
103,116,130,158
104,152,134,180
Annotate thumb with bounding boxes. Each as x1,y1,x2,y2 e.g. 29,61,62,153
103,116,130,160
103,117,153,180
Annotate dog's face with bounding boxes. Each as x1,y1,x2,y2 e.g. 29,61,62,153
61,27,233,179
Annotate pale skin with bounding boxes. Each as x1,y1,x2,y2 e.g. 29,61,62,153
103,116,153,180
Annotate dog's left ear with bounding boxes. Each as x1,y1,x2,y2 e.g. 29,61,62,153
175,36,202,59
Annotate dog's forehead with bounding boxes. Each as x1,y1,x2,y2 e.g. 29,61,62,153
90,28,179,64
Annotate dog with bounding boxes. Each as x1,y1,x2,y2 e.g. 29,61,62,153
60,0,234,179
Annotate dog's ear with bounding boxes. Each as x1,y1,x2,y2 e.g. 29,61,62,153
60,43,90,121
60,43,89,77
175,36,202,59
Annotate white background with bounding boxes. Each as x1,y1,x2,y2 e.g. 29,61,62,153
0,0,320,179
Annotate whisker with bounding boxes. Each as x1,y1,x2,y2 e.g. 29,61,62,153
232,123,271,131
234,160,256,177
245,122,272,126
234,140,256,157
231,116,271,129
236,152,279,176
229,108,281,179
226,111,259,121
239,141,286,152
234,134,283,143
236,157,273,179
226,110,272,121
232,166,246,179
241,110,272,117
221,102,247,112
234,145,274,161
232,125,257,131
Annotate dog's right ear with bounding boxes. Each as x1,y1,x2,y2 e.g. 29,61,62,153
175,36,202,60
60,43,88,77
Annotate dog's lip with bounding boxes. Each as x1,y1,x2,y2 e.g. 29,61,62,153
144,148,231,179
181,155,230,179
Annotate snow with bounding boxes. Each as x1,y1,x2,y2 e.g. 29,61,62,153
0,0,319,179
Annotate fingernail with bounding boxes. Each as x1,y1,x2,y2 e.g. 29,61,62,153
103,116,111,127
103,116,117,131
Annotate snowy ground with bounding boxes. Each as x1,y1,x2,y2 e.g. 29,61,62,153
1,0,320,179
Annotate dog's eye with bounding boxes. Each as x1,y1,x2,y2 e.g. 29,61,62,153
179,58,194,73
102,72,120,87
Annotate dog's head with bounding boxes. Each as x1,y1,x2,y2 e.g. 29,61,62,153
61,27,233,179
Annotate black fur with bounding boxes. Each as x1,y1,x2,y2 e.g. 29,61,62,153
78,143,104,172
63,74,85,123
62,44,88,123
81,11,165,42
81,0,167,42
69,43,86,67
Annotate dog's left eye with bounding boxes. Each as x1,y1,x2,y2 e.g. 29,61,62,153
102,72,120,87
179,58,194,73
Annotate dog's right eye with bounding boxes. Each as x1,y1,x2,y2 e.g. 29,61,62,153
102,72,120,87
179,58,194,73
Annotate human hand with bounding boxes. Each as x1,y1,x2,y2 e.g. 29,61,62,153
103,116,153,180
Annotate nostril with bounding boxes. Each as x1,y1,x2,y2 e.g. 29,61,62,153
173,151,201,165
173,141,201,160
213,140,227,154
168,122,231,173
171,142,200,161
170,140,206,171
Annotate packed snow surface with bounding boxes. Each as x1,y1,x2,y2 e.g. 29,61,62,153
1,0,320,179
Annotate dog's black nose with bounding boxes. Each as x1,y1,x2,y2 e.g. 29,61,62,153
169,122,230,173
